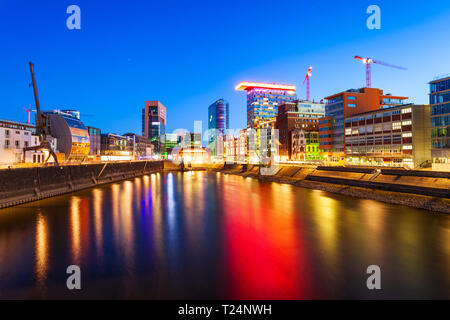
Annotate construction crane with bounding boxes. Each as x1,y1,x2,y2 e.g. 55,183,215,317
354,56,407,88
302,66,313,101
22,62,59,164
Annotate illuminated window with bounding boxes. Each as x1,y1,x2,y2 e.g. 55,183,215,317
402,120,412,126
401,108,412,114
402,132,412,138
392,122,401,130
402,145,412,150
345,128,352,135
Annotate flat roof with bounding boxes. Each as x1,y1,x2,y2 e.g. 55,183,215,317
429,74,450,84
235,82,296,91
325,88,408,101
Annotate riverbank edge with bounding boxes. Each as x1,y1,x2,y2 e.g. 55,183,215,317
210,168,450,214
1,163,449,214
0,161,163,210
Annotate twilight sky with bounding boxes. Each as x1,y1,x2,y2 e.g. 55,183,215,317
1,0,450,135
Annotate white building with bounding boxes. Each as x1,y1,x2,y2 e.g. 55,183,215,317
0,119,55,166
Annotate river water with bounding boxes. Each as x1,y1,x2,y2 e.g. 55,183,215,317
0,171,449,299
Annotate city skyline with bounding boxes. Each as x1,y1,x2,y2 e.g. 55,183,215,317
1,1,450,135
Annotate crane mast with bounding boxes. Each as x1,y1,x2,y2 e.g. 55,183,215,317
303,66,312,101
22,62,59,164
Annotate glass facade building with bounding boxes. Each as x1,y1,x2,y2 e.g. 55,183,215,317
235,82,296,128
246,88,296,128
430,75,450,164
208,99,229,135
208,99,229,156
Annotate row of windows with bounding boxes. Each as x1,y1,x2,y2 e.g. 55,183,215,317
346,146,406,154
431,115,450,127
345,122,411,135
432,138,450,149
432,127,450,138
430,91,450,105
430,78,450,93
3,140,29,148
2,129,30,136
431,103,450,116
346,109,411,123
346,134,403,144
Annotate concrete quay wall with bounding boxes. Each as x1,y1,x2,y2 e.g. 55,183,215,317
0,161,163,209
213,163,450,213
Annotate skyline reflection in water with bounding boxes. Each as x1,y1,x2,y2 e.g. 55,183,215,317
0,171,449,299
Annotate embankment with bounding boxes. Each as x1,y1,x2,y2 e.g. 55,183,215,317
1,161,449,213
215,164,450,213
0,161,163,209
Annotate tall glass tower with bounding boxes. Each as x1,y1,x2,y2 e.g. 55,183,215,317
430,75,450,168
208,99,229,156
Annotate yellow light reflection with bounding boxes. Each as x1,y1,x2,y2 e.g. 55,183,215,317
70,196,82,264
93,189,103,263
35,213,49,287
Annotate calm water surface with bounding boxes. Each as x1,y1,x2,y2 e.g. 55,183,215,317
0,171,449,299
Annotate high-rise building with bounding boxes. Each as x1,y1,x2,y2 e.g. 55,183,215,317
142,101,167,154
276,100,325,160
324,87,408,163
429,75,450,171
208,99,229,135
208,99,229,156
235,82,297,128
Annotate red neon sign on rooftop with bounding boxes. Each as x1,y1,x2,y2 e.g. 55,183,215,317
235,82,296,92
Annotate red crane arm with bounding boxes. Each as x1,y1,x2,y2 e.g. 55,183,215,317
372,59,407,70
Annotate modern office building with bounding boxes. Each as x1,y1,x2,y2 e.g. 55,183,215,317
100,133,134,161
123,133,154,159
208,99,229,135
235,82,297,128
87,126,101,157
429,75,450,171
324,87,408,163
276,100,325,160
208,99,229,157
142,101,167,154
344,104,431,168
42,109,90,161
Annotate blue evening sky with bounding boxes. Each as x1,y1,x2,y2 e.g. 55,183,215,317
1,0,450,134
